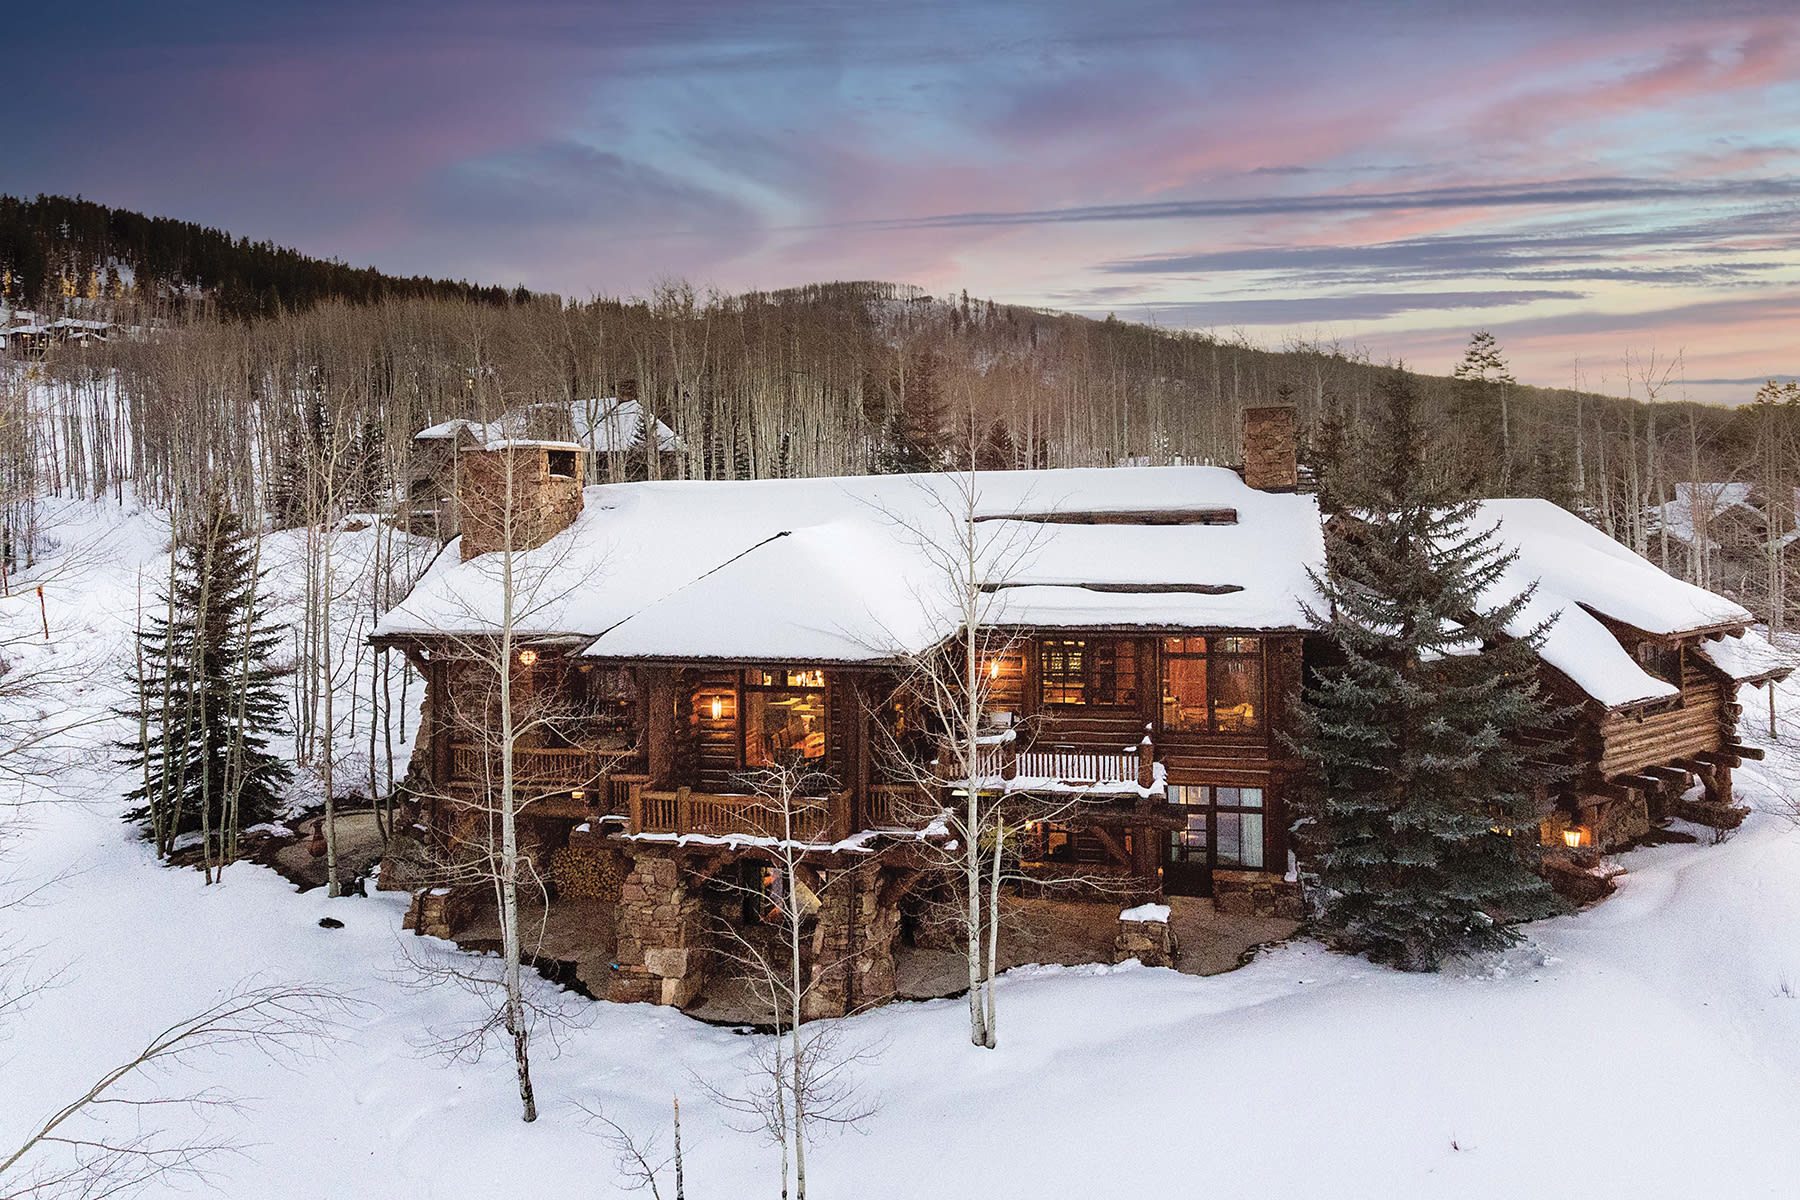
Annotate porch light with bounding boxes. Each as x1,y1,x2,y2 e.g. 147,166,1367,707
517,648,538,667
988,659,1000,679
570,789,585,801
1563,827,1586,849
711,696,725,720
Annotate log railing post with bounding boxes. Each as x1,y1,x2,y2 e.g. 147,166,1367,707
1001,736,1018,781
627,782,644,834
675,785,692,835
830,787,853,842
1137,726,1156,790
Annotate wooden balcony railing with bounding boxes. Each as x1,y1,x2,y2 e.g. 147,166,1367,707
937,731,1158,789
1014,747,1140,785
448,743,640,788
864,782,936,829
627,785,840,842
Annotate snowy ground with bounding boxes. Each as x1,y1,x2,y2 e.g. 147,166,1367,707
6,499,1800,1198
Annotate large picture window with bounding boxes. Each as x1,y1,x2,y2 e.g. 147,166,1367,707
1039,638,1137,708
1161,636,1263,734
1166,783,1265,871
743,667,826,767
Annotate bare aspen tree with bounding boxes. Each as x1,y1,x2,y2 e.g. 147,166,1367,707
696,762,880,1200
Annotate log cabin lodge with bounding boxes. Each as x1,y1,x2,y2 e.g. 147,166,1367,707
371,406,1790,1015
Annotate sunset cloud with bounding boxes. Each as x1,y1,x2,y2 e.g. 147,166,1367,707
6,0,1797,400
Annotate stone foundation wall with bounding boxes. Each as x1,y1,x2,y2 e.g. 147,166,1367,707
803,865,906,1020
611,851,710,1007
1212,869,1304,919
1594,793,1651,849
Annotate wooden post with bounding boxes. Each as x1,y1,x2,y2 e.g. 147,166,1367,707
675,785,692,835
645,668,679,787
1771,682,1779,741
830,787,853,843
36,585,47,640
1137,727,1155,790
1001,736,1018,781
627,783,644,834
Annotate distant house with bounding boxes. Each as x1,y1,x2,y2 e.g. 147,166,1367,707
2,315,116,357
1654,481,1800,615
403,381,684,540
371,408,1788,1015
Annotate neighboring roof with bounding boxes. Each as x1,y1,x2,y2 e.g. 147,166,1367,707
376,466,1329,660
1695,629,1793,686
415,397,684,453
1478,500,1753,709
1655,481,1800,551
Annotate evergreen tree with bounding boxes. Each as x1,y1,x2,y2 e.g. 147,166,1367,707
1294,370,1560,971
121,495,291,853
875,348,946,473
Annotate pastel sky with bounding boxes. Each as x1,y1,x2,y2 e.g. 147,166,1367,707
10,0,1799,401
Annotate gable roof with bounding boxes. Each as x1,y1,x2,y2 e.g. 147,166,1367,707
374,469,1760,710
376,466,1328,661
1477,500,1753,708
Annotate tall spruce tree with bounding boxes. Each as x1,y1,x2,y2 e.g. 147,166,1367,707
122,495,291,855
1295,369,1560,971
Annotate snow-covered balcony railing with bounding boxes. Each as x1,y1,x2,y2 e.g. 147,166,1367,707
626,785,845,842
937,728,1161,795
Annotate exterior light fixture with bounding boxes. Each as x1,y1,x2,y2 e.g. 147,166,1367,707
1563,827,1583,849
988,659,1001,679
570,789,585,802
518,648,538,667
711,696,725,720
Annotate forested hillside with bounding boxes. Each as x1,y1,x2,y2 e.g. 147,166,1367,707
0,194,518,319
3,222,1790,624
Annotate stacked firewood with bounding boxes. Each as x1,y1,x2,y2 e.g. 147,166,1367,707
552,844,625,900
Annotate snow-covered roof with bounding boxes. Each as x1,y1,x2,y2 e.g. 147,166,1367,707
415,397,684,453
1478,500,1753,708
1695,629,1793,686
375,472,1755,710
376,466,1328,659
1655,481,1800,551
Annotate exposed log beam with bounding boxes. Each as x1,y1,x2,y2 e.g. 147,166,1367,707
1724,743,1766,761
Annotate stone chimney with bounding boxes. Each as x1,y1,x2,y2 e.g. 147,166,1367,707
458,441,585,560
1241,405,1298,492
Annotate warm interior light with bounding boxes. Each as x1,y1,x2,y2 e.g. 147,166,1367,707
1563,828,1583,849
711,696,725,720
570,789,584,801
517,648,538,667
988,659,1001,679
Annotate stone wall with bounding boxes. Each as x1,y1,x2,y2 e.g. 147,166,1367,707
1241,405,1298,492
1212,869,1305,919
1113,914,1179,967
403,886,477,939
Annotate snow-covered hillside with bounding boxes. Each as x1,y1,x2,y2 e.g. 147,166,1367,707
6,500,1800,1199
